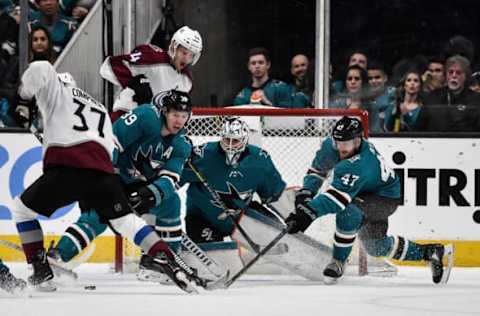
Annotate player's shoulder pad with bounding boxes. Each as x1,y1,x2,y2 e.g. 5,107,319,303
28,60,54,73
127,105,161,129
334,154,363,175
192,141,217,159
171,132,193,158
247,144,271,159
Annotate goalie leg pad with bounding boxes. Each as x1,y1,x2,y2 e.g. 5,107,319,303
234,207,332,281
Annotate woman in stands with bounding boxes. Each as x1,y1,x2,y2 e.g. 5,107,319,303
384,69,424,132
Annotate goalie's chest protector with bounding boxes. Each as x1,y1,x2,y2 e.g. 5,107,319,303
201,146,265,201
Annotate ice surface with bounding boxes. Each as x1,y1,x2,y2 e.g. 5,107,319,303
1,263,480,316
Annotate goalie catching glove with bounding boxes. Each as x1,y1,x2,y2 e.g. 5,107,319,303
127,74,153,105
285,203,317,234
128,185,162,214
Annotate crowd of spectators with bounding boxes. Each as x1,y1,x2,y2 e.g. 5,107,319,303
0,0,94,127
0,2,479,134
326,35,480,133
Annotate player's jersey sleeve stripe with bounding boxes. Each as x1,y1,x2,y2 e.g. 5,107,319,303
306,167,326,179
158,170,180,183
322,186,352,210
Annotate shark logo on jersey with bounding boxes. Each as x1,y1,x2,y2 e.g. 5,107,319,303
228,170,243,178
214,182,253,210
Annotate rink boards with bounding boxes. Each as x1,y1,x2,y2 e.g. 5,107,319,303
0,132,480,266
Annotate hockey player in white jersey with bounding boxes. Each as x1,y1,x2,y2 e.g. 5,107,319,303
10,61,204,293
100,26,202,121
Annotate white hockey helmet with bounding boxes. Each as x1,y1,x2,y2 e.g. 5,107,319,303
57,72,77,87
220,117,249,166
168,26,203,66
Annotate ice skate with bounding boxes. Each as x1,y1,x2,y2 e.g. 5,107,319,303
323,258,346,285
424,243,454,284
28,249,56,292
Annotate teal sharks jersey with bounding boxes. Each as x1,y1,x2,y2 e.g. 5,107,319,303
181,142,286,234
113,105,191,200
304,137,400,217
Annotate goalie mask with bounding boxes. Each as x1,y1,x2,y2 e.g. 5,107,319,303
220,117,249,166
168,26,203,66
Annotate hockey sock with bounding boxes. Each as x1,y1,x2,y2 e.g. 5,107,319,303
332,230,357,262
56,211,107,262
16,220,44,263
385,236,424,261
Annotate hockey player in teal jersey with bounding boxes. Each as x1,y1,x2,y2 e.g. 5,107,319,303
180,117,287,242
52,90,192,267
0,259,26,294
286,116,454,284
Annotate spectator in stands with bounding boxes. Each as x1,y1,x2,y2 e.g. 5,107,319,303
384,69,424,132
414,55,480,132
349,51,368,70
330,64,368,110
422,56,446,93
364,60,395,132
424,55,480,107
58,0,95,22
234,47,294,108
29,24,56,63
29,0,78,54
287,53,312,107
0,8,19,127
331,50,368,96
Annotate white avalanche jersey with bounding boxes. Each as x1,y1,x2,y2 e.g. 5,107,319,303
99,44,193,113
19,61,115,173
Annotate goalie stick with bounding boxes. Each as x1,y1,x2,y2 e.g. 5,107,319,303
186,160,288,255
209,224,291,289
0,239,79,280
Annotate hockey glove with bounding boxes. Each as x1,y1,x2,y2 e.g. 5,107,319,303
128,185,162,214
294,188,314,208
127,74,153,105
13,95,35,127
285,203,317,234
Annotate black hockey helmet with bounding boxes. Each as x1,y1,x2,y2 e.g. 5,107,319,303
332,116,364,141
152,90,192,114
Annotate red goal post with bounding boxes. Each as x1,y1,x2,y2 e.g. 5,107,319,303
115,107,369,274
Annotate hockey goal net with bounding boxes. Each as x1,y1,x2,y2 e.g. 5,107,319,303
116,107,372,274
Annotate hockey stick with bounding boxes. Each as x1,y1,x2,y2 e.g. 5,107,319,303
0,239,78,280
181,233,229,279
186,160,287,255
209,225,290,289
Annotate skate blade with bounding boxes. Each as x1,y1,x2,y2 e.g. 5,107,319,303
137,269,172,285
322,275,339,285
440,244,454,284
33,280,57,292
